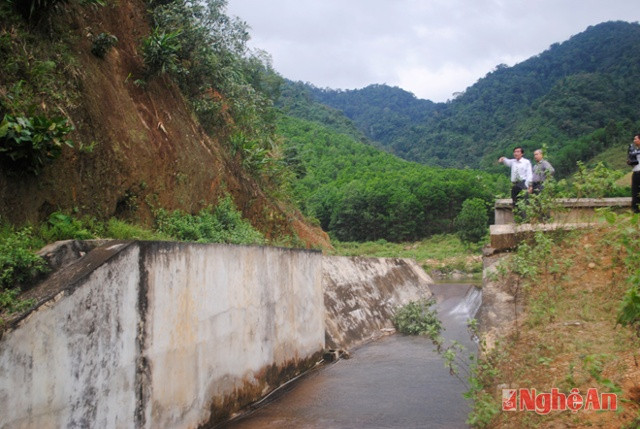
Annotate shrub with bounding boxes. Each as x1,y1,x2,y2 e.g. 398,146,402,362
606,212,640,337
0,225,48,290
568,161,627,198
154,195,265,245
0,288,35,315
618,285,640,337
0,113,74,175
393,298,443,338
39,212,94,242
454,197,489,244
0,224,47,315
91,32,118,58
141,27,181,76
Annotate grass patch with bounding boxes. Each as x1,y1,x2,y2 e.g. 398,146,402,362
476,224,640,428
331,234,483,279
0,223,45,317
331,234,474,259
154,196,265,245
103,218,168,241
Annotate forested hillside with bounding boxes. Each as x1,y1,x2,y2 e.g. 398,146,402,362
307,83,438,149
300,21,640,175
3,0,637,251
0,0,329,248
277,80,371,146
278,114,508,242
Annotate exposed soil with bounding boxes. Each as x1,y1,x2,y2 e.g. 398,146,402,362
0,1,330,249
485,227,640,428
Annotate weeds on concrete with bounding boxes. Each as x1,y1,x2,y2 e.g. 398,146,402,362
392,298,442,337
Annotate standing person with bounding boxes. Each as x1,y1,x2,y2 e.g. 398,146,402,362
628,133,640,213
532,149,555,194
499,147,533,219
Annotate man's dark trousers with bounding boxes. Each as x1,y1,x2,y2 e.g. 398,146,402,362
511,180,528,219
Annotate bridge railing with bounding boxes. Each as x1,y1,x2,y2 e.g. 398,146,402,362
494,197,632,225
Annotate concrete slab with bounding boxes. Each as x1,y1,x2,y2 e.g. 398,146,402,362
490,222,593,251
494,197,631,225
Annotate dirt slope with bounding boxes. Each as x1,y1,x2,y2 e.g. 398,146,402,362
0,1,330,248
481,228,640,428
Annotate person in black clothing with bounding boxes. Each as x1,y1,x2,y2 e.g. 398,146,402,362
628,133,640,213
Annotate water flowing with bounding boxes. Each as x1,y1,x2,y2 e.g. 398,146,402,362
223,283,479,428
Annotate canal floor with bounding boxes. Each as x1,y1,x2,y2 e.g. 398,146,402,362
222,283,479,429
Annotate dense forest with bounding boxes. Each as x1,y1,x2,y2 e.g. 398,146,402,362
299,21,640,176
307,83,438,148
278,114,508,242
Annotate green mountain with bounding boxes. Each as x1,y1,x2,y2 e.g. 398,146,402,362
298,21,640,175
276,80,371,145
307,83,439,148
277,114,508,242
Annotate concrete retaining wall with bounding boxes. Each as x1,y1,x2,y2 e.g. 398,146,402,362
0,241,324,428
0,242,431,428
140,242,324,428
323,256,433,350
0,242,140,429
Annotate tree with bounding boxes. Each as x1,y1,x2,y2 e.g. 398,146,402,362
454,198,489,244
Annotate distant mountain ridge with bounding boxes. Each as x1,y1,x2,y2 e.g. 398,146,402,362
284,21,640,175
309,84,438,146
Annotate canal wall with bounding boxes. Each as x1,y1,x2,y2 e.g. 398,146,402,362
477,254,520,352
0,241,430,428
0,241,325,428
323,256,433,350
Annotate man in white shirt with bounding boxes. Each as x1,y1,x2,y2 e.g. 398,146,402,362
499,147,533,219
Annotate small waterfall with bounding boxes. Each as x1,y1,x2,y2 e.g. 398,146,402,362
449,285,482,319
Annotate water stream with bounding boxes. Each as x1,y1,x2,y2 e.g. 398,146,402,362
222,283,481,429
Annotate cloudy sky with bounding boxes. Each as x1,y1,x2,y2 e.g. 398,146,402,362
226,0,640,102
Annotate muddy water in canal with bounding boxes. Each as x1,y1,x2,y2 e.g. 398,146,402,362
222,283,481,429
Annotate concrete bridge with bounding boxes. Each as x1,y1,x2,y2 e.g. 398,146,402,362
490,197,631,251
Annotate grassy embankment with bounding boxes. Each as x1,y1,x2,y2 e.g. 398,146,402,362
468,215,640,428
331,234,484,282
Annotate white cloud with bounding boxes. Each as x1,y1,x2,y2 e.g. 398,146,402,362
397,63,489,102
227,0,640,102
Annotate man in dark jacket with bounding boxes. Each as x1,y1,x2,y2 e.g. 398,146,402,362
628,134,640,213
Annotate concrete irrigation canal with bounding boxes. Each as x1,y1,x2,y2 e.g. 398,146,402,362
1,240,483,428
223,283,481,429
